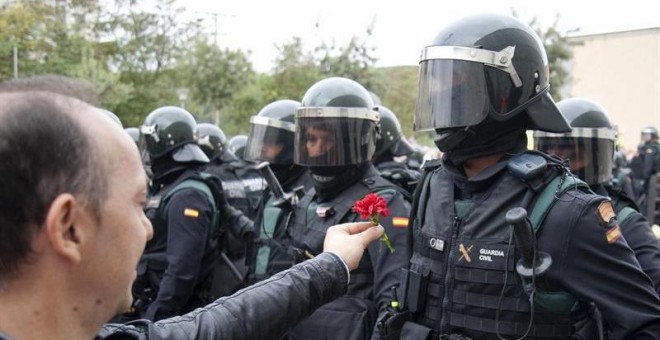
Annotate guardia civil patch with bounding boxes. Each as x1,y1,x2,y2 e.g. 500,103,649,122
596,200,616,225
184,208,199,218
606,225,622,244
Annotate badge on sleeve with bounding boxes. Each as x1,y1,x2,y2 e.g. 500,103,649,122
596,200,616,225
597,200,621,244
184,208,199,218
392,217,409,228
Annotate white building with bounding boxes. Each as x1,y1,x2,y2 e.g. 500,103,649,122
566,27,660,152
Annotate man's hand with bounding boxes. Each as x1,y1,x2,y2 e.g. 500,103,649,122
323,222,384,270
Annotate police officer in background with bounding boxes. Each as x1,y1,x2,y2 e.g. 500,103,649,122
398,14,660,339
637,126,660,221
228,134,249,160
285,77,412,340
242,99,314,284
130,106,221,321
372,105,421,196
535,97,660,294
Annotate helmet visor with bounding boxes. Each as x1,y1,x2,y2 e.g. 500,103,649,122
535,129,615,185
294,108,378,166
244,116,295,164
414,59,490,131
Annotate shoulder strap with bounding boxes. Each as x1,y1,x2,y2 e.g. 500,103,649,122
616,206,637,225
160,174,220,236
528,174,591,232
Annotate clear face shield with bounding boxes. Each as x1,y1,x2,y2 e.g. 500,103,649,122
413,45,523,132
535,128,616,185
244,116,296,165
294,107,379,167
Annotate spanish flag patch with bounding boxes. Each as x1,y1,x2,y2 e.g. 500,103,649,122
392,217,409,228
606,225,622,244
184,208,199,218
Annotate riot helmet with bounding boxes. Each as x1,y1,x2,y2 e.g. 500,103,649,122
124,127,140,145
368,91,382,106
534,98,616,185
413,14,570,145
140,106,209,163
294,77,379,167
374,105,415,158
641,126,659,142
197,123,227,159
244,99,299,165
227,135,248,160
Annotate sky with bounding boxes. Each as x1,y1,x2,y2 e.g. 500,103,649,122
182,0,660,73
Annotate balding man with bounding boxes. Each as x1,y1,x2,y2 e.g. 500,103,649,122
0,88,383,339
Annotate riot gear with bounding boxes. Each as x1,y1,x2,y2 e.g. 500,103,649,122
413,14,570,136
140,106,208,163
227,135,248,160
642,126,659,142
294,77,379,167
374,105,415,158
198,123,227,159
534,98,617,185
244,99,299,166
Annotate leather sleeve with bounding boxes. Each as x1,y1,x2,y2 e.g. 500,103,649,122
97,252,349,340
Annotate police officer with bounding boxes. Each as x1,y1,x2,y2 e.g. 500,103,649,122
535,97,660,294
638,126,660,221
399,14,660,339
242,99,314,284
197,122,257,296
285,77,412,340
373,105,421,196
204,130,266,221
132,106,221,321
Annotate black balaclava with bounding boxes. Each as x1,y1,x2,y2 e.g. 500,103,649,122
310,163,370,201
435,115,529,166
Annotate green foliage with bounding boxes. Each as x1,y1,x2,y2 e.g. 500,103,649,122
513,11,579,100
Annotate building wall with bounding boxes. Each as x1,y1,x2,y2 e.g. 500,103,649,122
567,28,660,152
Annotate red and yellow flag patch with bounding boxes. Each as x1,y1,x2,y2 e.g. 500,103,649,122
606,225,622,244
184,208,199,218
392,217,409,228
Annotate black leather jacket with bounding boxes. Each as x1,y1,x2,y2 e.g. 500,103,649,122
96,252,348,340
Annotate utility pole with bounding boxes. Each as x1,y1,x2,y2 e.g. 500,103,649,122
13,44,17,78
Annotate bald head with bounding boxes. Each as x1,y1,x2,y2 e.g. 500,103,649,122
0,91,112,284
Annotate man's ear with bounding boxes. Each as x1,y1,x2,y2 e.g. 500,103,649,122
44,193,89,263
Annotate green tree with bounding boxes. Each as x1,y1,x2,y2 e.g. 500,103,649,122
267,37,321,101
178,37,255,133
513,11,579,100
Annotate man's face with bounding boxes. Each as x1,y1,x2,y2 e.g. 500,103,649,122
305,127,335,158
82,115,153,315
260,137,283,161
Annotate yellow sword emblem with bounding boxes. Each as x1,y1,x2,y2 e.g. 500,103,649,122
458,243,473,263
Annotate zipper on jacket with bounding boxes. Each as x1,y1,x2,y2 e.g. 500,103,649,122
440,215,462,334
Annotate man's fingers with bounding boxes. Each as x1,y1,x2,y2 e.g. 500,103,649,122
332,221,375,235
353,224,384,246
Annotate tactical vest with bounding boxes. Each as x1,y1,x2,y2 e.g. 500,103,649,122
403,155,591,339
285,166,409,340
136,171,220,309
247,169,313,283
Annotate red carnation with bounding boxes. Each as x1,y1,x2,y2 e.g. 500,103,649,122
352,193,394,253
